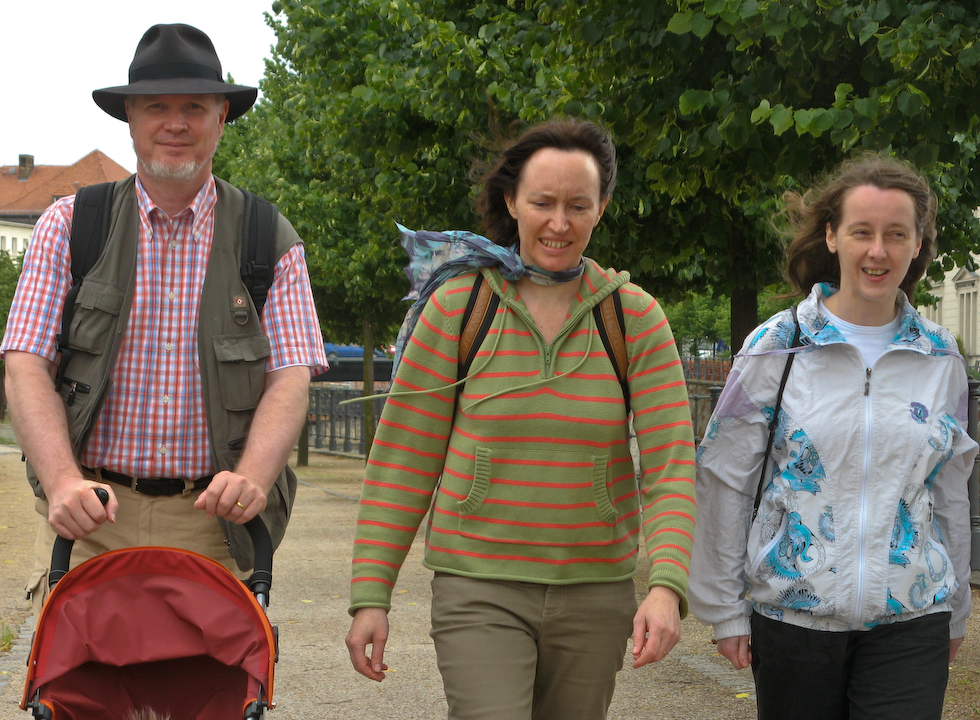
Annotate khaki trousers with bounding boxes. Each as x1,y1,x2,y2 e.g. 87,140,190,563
430,573,636,720
28,480,246,617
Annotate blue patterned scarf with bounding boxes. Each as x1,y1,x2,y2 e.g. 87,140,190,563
391,223,584,378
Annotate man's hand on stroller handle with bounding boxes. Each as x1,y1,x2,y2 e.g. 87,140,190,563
46,476,118,540
347,607,390,681
194,470,269,523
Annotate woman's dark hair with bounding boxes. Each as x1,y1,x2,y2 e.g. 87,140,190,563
783,153,937,299
475,119,617,245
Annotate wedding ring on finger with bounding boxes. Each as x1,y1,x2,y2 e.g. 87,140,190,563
236,501,247,510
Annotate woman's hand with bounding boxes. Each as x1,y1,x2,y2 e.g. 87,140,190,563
950,636,964,664
346,607,390,681
717,635,752,670
631,586,682,668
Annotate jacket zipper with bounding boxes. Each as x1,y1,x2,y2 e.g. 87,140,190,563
854,366,873,623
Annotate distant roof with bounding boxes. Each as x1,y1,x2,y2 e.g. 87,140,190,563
0,150,131,221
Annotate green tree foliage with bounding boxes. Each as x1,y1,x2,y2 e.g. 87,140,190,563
217,0,563,351
538,0,980,348
219,0,980,360
662,292,731,356
0,251,20,339
0,250,23,417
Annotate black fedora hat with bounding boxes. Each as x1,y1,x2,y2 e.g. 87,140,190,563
93,23,258,122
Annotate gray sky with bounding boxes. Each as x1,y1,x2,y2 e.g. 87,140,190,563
2,0,279,172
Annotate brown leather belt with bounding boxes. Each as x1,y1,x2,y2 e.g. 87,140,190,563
94,468,214,496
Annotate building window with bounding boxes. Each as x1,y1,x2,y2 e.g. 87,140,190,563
9,238,17,253
0,236,5,251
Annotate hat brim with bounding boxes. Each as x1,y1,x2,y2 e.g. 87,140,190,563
93,79,257,122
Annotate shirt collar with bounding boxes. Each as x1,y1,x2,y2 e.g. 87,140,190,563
135,174,217,242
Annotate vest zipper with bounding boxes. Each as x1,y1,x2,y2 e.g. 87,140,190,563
65,380,91,406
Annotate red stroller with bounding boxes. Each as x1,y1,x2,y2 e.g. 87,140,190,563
22,512,278,720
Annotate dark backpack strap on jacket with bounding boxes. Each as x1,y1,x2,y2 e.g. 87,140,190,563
56,182,115,390
752,305,801,520
239,189,279,313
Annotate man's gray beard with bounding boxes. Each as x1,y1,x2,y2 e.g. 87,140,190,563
140,157,206,182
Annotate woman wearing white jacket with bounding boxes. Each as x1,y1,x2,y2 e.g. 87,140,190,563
690,154,977,720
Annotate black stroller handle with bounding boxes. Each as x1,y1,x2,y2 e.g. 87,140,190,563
50,488,275,607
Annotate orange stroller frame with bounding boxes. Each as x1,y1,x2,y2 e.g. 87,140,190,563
22,514,278,720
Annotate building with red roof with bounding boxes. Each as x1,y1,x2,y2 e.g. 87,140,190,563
0,151,131,226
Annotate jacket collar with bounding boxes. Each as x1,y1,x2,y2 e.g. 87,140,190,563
744,283,960,358
798,283,959,356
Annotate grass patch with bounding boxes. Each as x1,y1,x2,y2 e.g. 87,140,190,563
0,622,14,652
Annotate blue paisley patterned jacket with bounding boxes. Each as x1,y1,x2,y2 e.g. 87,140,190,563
689,284,977,640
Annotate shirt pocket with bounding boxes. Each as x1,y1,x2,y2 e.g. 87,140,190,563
212,334,271,411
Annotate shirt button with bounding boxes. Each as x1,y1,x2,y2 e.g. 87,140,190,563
162,395,170,404
159,446,168,455
168,291,176,300
164,343,173,352
170,242,178,250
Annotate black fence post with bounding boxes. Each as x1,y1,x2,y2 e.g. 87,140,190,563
709,385,723,411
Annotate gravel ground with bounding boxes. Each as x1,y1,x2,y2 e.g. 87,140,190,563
0,443,977,719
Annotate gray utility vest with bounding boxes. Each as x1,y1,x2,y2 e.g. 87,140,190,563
31,175,302,570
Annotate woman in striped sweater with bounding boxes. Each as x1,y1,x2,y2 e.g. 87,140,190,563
345,120,696,720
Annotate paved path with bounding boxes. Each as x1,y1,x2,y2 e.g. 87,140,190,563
0,446,977,719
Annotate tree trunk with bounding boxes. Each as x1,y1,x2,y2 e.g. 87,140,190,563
362,308,376,460
728,226,759,353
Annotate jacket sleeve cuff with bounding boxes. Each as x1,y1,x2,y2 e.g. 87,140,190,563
713,616,751,641
949,618,967,640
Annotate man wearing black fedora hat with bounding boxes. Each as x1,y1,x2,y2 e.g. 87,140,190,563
2,23,327,612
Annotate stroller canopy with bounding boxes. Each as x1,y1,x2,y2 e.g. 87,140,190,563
23,546,276,720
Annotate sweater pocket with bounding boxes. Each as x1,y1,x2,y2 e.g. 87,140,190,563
452,444,618,547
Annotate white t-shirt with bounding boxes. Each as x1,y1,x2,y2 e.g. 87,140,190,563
819,299,901,368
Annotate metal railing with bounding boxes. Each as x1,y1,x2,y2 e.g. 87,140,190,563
307,386,385,456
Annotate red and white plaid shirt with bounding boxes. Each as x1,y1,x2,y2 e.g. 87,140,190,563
1,176,327,478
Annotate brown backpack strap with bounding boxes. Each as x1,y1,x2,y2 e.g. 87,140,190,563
593,290,630,414
594,293,628,384
458,272,499,381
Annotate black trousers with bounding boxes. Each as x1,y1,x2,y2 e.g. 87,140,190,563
750,611,949,720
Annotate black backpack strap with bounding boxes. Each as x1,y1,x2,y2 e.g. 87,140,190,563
239,189,278,315
593,290,630,414
752,305,801,520
56,182,115,390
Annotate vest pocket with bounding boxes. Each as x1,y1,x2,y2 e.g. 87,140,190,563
213,334,271,411
66,280,125,354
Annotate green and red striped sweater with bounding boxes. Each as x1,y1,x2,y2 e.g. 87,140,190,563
350,260,696,616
